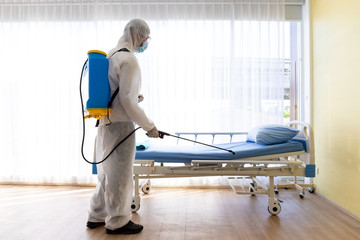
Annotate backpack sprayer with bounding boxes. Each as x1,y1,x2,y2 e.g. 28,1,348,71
80,49,141,174
80,49,234,174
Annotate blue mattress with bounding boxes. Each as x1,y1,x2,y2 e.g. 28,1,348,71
135,140,305,163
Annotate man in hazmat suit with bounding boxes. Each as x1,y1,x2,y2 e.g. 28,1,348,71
86,19,159,234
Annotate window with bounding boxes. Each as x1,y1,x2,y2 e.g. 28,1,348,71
0,0,307,184
284,21,302,123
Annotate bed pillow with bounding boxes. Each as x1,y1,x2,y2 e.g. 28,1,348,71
246,124,300,145
292,130,307,140
289,130,307,151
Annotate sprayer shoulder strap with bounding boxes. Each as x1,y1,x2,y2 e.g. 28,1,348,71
108,48,130,108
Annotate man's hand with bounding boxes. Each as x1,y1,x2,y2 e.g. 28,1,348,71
147,127,159,138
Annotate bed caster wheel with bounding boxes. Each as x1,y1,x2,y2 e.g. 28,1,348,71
250,188,255,196
299,193,304,199
131,203,140,212
131,196,140,213
141,180,151,194
141,185,150,194
268,199,281,216
268,204,281,216
274,189,279,195
250,182,256,196
308,187,315,193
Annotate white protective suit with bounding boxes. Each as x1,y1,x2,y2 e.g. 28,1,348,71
88,19,155,230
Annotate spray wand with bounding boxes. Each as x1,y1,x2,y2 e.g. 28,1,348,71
149,131,235,155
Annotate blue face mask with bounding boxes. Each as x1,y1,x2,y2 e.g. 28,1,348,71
136,41,148,53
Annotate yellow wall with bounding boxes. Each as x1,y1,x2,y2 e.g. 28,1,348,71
312,0,360,217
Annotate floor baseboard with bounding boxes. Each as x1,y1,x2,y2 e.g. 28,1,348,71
315,191,360,222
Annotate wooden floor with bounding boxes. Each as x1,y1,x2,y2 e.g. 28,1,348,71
0,185,360,240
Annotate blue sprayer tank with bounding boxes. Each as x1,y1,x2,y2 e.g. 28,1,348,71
85,50,111,119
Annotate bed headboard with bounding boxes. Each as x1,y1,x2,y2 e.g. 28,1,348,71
287,121,315,164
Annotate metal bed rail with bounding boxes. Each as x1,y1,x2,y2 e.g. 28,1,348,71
174,132,248,144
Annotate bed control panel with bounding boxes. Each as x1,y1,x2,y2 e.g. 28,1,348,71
305,164,316,178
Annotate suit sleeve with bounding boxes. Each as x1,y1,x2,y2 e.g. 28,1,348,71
118,59,155,131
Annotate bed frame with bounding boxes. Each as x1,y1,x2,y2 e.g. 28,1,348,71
132,121,315,215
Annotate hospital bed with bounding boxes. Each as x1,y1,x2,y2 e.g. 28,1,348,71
132,121,315,216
